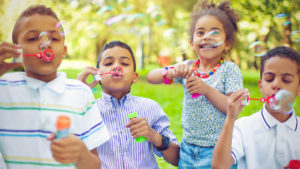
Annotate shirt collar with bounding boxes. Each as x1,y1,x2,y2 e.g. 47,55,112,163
102,92,132,107
25,72,66,94
261,104,298,131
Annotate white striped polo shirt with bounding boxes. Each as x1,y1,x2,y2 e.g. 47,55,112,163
0,72,110,169
231,104,300,169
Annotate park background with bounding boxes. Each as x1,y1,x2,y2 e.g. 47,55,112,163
1,0,300,168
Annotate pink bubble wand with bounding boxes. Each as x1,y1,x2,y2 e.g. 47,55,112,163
93,67,123,81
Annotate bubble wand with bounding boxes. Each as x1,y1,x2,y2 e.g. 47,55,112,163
93,67,123,81
242,89,294,113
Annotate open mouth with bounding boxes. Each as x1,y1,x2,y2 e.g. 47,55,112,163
199,44,217,49
198,41,223,49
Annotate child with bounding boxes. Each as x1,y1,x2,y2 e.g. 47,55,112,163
147,0,242,168
0,5,109,169
212,46,300,169
77,40,180,168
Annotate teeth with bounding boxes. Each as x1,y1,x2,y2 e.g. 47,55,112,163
200,44,214,48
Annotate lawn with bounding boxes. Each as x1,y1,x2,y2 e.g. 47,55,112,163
61,67,300,169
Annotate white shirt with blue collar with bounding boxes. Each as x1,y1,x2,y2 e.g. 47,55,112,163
97,92,179,169
231,104,300,169
0,72,110,169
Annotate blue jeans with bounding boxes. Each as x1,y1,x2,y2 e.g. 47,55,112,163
178,139,237,169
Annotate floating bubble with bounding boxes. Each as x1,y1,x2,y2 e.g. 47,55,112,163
248,41,267,57
269,89,294,113
56,21,71,37
106,14,127,26
39,32,52,49
275,13,290,26
203,30,220,39
126,13,145,22
282,20,291,26
97,6,113,15
276,13,287,18
213,41,223,48
291,30,300,43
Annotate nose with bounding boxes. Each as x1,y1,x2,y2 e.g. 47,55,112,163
271,78,282,92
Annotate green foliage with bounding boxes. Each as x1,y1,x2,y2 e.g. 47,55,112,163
1,0,299,71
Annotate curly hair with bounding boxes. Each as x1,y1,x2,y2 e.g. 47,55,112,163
190,0,240,50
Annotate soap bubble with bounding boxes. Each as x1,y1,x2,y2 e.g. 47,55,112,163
248,41,267,57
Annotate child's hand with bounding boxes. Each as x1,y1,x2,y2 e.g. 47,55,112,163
77,66,99,88
172,64,194,79
185,76,209,96
0,42,22,76
47,133,85,164
126,117,158,143
226,89,248,120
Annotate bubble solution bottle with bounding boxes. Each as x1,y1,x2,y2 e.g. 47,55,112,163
56,116,70,139
128,112,147,143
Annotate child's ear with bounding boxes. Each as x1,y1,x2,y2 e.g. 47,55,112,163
296,83,300,97
224,40,232,52
132,72,138,83
62,45,67,59
189,39,193,47
258,79,263,93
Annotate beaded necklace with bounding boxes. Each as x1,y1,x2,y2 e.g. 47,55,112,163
192,57,224,78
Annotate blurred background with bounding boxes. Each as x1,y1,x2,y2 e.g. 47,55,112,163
1,0,299,168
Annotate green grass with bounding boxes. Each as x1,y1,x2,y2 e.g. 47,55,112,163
60,67,300,169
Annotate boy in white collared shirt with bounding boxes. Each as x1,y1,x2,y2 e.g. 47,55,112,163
212,46,300,169
0,5,109,169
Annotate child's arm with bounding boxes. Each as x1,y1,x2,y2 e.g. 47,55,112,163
147,64,194,84
77,66,100,88
47,134,101,169
186,76,231,113
211,89,247,169
0,42,22,76
126,118,180,166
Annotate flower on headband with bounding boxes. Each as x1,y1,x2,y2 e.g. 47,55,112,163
284,160,300,169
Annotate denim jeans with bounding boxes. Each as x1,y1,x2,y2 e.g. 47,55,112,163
178,139,237,169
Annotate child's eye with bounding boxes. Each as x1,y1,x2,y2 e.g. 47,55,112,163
104,63,112,66
283,77,292,83
264,76,274,82
211,30,220,36
51,37,60,41
197,31,204,36
121,63,129,66
27,37,38,41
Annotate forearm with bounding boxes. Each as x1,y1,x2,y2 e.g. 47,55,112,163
161,142,180,166
147,68,164,84
77,148,100,169
211,117,235,169
205,86,229,113
150,130,179,166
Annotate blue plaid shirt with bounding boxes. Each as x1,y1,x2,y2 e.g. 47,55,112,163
97,92,178,169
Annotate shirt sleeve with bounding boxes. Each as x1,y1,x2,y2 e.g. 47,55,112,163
77,89,110,150
150,102,179,157
224,62,243,95
231,120,245,164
